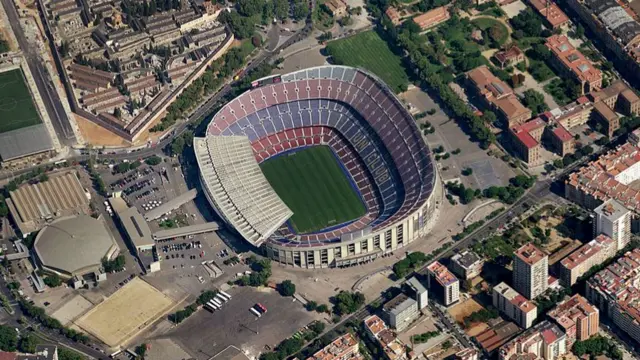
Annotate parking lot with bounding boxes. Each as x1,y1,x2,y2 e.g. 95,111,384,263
400,87,518,189
166,286,323,360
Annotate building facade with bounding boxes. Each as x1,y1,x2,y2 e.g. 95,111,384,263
513,243,549,299
547,294,599,346
558,234,616,287
382,294,420,332
450,250,484,280
493,282,538,329
307,333,364,360
586,248,640,345
426,261,460,306
499,321,567,360
593,199,632,251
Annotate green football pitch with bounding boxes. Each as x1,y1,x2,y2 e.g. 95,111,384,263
0,69,42,134
260,146,367,234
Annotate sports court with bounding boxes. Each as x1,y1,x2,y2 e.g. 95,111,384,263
260,145,366,234
0,69,42,133
74,277,176,347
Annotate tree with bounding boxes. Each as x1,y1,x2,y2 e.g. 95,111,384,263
18,334,37,354
522,89,549,115
316,304,329,313
102,255,126,273
171,136,186,156
236,0,265,16
332,291,365,315
278,280,296,297
44,273,63,288
135,343,148,358
145,155,162,166
510,8,543,37
306,301,318,311
292,0,309,20
273,0,289,19
309,321,325,335
115,162,130,173
0,326,17,351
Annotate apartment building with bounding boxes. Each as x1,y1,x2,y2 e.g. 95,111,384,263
544,121,575,157
404,276,428,310
527,0,570,29
548,96,593,129
565,141,640,212
426,261,460,306
513,243,548,299
454,349,479,360
493,282,538,329
306,333,364,360
558,234,616,287
594,199,632,251
591,80,640,137
586,248,640,345
499,321,567,360
510,118,545,166
563,0,640,87
547,294,599,346
382,294,419,332
363,315,408,360
450,250,484,280
467,66,532,127
545,35,602,95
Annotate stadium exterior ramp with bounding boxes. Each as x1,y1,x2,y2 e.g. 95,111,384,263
194,136,293,246
198,65,442,268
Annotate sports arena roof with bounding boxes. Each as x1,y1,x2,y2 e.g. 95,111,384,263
200,65,435,248
0,124,54,162
194,136,293,247
33,215,119,277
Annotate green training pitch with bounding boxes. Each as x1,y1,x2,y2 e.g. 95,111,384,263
260,146,366,234
0,69,42,134
325,30,410,93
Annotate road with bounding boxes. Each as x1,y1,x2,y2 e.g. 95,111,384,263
0,275,105,359
1,0,76,146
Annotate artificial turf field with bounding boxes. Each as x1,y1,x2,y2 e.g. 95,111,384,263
0,69,42,134
325,30,409,93
260,146,366,234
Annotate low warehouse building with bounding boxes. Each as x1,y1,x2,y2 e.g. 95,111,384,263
33,215,119,279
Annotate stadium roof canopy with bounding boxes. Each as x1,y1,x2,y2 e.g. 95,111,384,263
194,136,293,247
34,215,119,277
0,124,54,161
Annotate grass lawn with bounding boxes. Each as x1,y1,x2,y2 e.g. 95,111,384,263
0,69,42,134
260,146,366,233
326,30,410,93
472,17,509,46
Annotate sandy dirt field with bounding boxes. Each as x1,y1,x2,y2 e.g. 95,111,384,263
75,278,178,347
75,112,169,147
51,294,94,326
448,298,485,325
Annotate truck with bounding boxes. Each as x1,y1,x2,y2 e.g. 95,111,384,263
220,290,232,299
250,307,262,317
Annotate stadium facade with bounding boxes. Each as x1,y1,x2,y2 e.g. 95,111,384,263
196,66,441,268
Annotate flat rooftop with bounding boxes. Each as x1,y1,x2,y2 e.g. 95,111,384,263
514,243,547,266
427,261,458,286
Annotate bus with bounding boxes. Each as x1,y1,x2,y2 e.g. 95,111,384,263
250,307,261,317
215,294,228,303
212,299,223,307
220,290,232,299
206,301,218,311
217,293,229,301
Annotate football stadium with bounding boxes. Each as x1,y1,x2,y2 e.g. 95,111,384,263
195,66,441,268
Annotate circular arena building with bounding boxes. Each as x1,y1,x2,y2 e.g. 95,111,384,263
34,215,120,278
195,66,441,268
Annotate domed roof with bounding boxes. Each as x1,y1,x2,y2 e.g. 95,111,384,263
34,215,119,276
